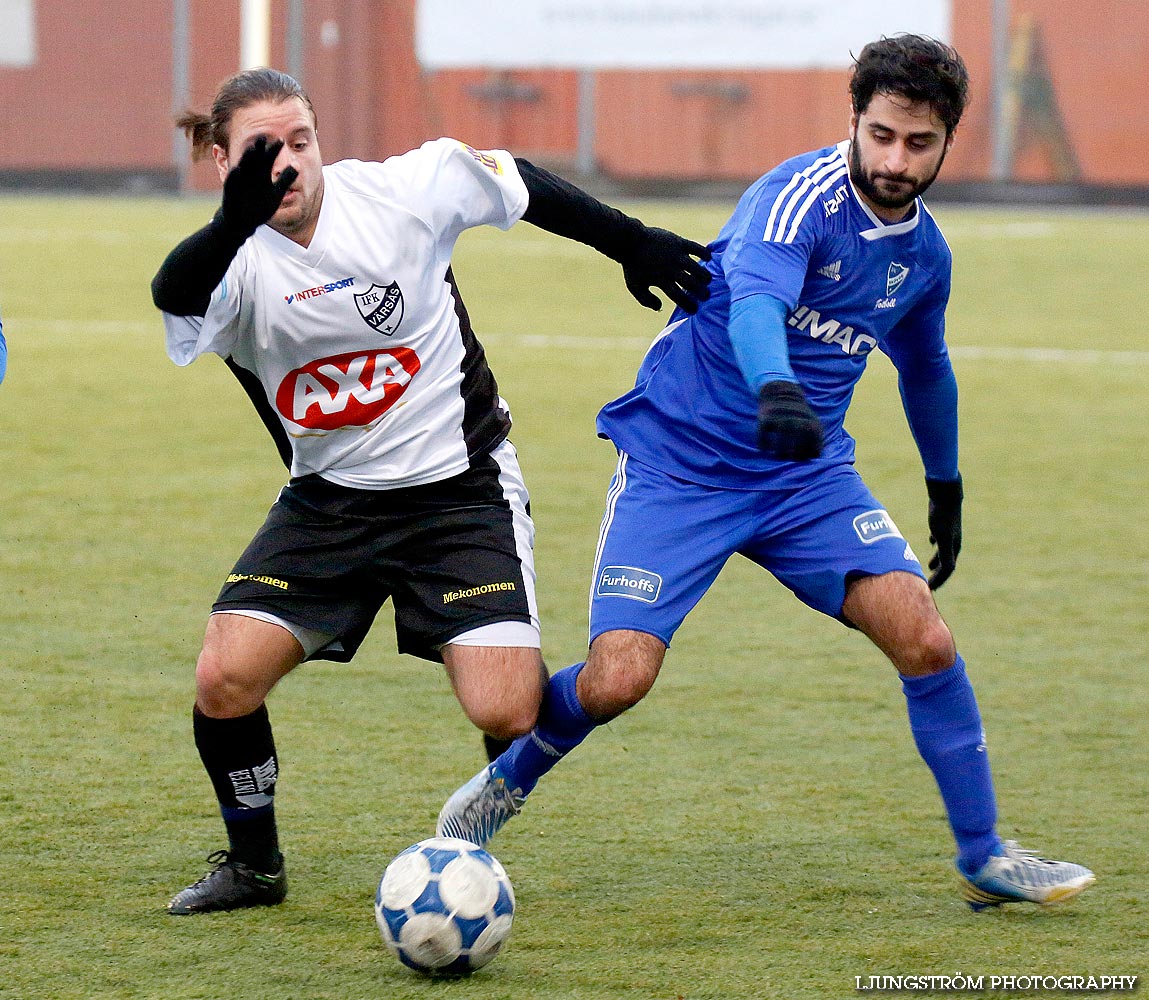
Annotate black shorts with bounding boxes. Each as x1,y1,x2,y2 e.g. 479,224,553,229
214,442,537,663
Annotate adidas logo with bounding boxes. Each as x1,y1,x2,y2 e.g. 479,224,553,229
817,260,842,281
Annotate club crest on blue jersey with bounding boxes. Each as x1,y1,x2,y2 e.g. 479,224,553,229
886,262,910,296
355,281,404,336
853,510,903,544
596,565,662,603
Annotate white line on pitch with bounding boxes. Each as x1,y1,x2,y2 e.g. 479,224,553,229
12,320,1149,367
480,333,1149,366
949,345,1149,366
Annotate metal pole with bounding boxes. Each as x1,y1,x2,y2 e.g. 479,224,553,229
241,0,271,69
576,69,596,176
172,0,191,193
286,0,305,83
989,0,1012,181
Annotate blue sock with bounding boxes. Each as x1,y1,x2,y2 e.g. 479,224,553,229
496,662,597,797
900,654,1002,877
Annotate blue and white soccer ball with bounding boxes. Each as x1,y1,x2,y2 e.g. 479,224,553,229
375,836,516,975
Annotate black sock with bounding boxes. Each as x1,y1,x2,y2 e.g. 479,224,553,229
483,733,514,763
193,704,282,872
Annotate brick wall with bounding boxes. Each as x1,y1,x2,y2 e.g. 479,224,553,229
1,0,1145,186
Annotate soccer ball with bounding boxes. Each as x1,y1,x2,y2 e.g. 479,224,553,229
374,836,516,975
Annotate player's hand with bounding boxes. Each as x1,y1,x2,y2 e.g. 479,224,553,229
925,476,963,590
757,381,823,460
220,136,298,240
621,227,713,314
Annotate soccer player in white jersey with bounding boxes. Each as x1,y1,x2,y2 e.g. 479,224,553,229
439,36,1096,911
151,68,712,914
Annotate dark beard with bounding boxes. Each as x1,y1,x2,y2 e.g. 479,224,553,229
849,138,946,212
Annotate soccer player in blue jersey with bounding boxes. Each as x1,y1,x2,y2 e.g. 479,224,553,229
0,312,7,384
438,34,1096,910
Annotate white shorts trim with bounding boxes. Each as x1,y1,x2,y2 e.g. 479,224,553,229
442,620,541,649
490,438,540,632
212,609,337,660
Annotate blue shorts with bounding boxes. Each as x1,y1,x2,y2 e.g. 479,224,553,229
588,452,926,646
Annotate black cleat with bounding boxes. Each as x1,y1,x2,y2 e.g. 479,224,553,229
168,850,287,915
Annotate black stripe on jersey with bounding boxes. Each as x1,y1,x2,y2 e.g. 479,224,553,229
225,355,293,470
445,266,512,463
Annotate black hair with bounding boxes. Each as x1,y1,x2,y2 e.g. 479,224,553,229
849,35,969,135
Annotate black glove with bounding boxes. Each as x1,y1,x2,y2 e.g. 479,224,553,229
925,475,963,590
757,381,823,460
619,227,713,314
219,136,298,241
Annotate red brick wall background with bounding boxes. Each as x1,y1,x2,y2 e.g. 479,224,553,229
1,0,1145,186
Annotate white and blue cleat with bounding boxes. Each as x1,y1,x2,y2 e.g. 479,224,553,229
437,764,525,848
960,840,1095,911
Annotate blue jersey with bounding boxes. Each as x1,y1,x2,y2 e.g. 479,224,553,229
597,141,955,489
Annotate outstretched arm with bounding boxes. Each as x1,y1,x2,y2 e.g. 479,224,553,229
515,158,712,314
151,137,297,316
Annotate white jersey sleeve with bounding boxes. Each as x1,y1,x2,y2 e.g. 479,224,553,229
363,138,529,261
161,249,255,366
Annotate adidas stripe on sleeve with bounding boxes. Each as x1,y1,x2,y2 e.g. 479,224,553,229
723,145,845,308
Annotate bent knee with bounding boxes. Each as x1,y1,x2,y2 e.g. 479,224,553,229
194,656,252,717
194,615,304,717
582,630,665,719
595,668,657,717
471,702,539,742
194,648,276,718
895,619,957,677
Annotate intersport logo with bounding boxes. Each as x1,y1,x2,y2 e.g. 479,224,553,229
275,348,421,429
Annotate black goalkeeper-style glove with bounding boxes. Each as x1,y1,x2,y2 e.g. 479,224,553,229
219,136,298,242
151,137,299,316
925,475,963,590
757,381,824,460
617,226,713,315
513,158,712,314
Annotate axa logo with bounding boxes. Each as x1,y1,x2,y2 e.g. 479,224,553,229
788,306,876,357
275,348,421,430
284,276,355,305
355,282,404,336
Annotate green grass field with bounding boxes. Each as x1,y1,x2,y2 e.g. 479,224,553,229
1,195,1146,999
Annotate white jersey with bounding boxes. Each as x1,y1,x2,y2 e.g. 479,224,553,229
163,138,529,489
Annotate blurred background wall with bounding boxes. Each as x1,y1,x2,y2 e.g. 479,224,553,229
0,0,1146,197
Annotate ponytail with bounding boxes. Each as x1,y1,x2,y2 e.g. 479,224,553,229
174,68,316,160
175,110,216,161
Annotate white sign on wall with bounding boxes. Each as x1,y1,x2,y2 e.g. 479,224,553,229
0,0,35,66
417,0,951,70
